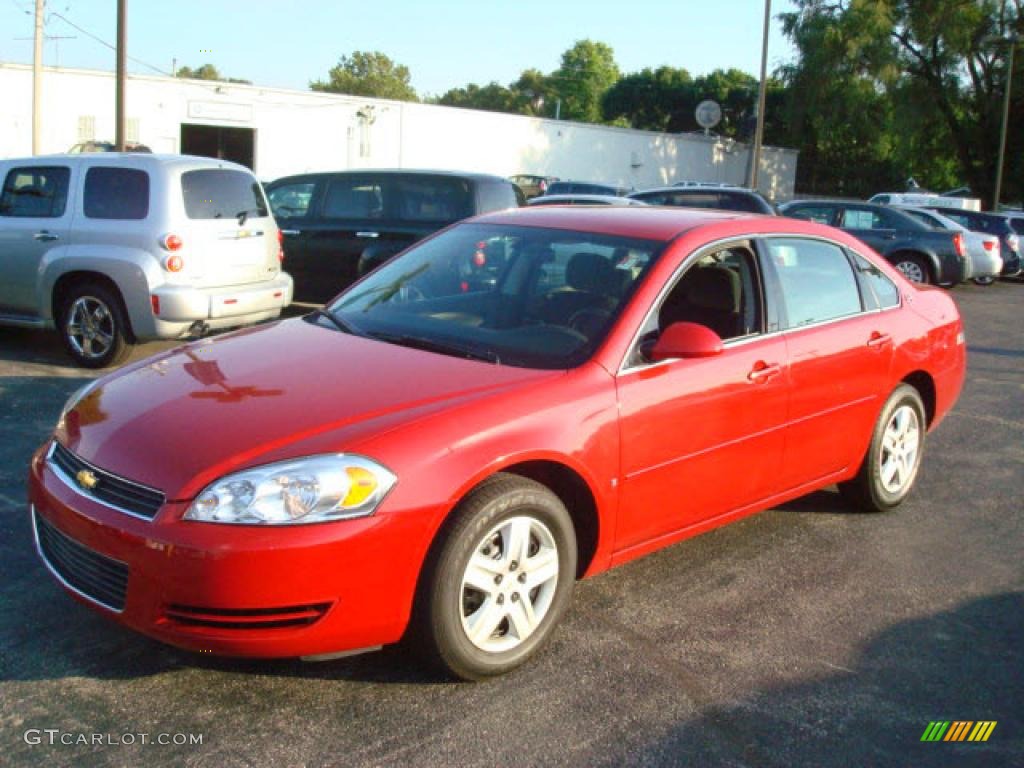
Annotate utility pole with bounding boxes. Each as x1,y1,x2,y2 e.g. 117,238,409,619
993,35,1017,211
32,0,44,154
748,0,772,191
115,0,127,151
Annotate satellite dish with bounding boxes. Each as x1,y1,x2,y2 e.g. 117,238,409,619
695,100,722,132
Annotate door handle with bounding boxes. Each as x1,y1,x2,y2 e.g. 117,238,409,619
747,361,781,383
34,231,60,242
280,229,301,236
356,231,380,238
867,331,892,348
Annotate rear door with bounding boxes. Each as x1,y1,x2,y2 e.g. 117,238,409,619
179,167,278,289
839,206,899,251
0,162,75,315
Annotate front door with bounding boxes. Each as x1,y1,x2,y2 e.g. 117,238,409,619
614,243,790,553
0,163,74,315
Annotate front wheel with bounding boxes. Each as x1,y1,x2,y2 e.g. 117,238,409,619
839,384,926,512
58,282,133,368
891,255,931,284
417,474,577,681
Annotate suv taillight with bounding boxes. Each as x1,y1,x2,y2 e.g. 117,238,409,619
952,232,966,259
160,233,183,252
983,239,999,254
277,229,284,263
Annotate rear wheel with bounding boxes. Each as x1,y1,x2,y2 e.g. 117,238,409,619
839,384,926,512
891,254,930,284
416,474,576,681
972,276,996,286
58,282,133,368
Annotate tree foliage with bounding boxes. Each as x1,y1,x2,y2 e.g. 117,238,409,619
175,63,250,84
311,51,418,102
780,0,1023,204
550,40,622,122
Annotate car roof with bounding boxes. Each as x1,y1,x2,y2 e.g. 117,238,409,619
631,185,765,197
268,169,510,186
474,204,768,241
12,153,254,173
527,194,646,206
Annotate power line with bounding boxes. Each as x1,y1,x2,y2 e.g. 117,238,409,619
49,10,172,76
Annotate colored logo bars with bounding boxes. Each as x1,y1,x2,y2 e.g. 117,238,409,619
921,721,997,742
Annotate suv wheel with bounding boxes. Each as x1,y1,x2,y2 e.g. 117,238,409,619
58,282,133,368
417,474,576,681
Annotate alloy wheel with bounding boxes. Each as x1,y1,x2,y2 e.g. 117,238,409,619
459,515,559,653
65,296,116,360
878,404,921,494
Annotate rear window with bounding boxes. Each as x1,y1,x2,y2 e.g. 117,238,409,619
477,181,518,213
84,167,149,220
182,169,268,220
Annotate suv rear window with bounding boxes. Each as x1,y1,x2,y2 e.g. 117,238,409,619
182,169,268,220
84,167,149,220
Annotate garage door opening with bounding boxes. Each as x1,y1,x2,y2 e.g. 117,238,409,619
180,124,255,170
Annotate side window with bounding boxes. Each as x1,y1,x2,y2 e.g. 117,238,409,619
84,167,149,220
765,238,863,328
393,177,472,222
267,182,315,219
841,209,883,229
785,205,834,225
0,166,71,218
321,178,384,219
1010,218,1024,236
477,181,518,213
850,252,900,310
627,245,762,368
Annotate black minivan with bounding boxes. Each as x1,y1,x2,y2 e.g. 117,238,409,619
265,170,520,303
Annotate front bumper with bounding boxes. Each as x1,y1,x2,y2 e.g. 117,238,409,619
27,441,429,658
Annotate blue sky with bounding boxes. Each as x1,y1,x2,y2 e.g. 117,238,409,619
1,0,799,98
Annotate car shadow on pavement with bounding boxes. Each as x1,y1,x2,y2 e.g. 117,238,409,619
587,591,1023,767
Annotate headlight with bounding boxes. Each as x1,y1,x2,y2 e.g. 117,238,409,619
56,378,101,430
184,454,397,525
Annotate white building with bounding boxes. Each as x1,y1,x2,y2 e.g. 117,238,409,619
0,62,798,199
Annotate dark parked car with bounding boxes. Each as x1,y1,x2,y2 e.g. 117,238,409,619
509,174,558,200
629,186,776,215
924,207,1022,277
779,200,968,285
544,180,633,197
266,170,520,303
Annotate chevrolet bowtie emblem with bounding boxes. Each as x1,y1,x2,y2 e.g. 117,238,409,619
76,469,99,490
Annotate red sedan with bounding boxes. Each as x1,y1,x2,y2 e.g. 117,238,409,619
28,207,965,680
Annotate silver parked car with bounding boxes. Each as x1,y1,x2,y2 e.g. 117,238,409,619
896,206,1003,285
0,153,293,367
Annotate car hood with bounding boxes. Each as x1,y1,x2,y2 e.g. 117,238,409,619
58,318,557,499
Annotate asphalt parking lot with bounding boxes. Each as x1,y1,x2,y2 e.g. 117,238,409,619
0,285,1020,768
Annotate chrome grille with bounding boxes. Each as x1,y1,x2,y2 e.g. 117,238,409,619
49,442,165,520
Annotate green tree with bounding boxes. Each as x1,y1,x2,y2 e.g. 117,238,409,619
435,82,518,113
175,63,250,84
311,51,418,102
550,40,621,123
602,66,695,131
781,0,1023,205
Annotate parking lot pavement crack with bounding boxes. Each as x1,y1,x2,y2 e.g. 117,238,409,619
587,612,788,768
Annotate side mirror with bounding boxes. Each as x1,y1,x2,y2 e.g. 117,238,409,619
649,322,724,361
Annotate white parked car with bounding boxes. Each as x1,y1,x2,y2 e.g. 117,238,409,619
0,153,293,367
896,206,1003,285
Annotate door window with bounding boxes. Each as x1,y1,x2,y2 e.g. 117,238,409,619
321,178,384,219
785,204,835,225
850,252,900,310
0,166,70,218
393,177,472,222
267,182,315,219
84,167,150,220
765,238,863,328
841,209,884,229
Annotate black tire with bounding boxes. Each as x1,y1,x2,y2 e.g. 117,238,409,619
839,384,926,512
891,254,931,285
415,473,577,681
57,281,133,369
972,276,996,286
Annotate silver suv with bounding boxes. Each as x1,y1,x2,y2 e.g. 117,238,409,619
0,153,293,367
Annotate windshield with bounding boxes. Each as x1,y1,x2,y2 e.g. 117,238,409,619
328,223,664,369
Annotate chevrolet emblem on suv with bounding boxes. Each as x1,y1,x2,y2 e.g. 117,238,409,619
75,469,99,490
